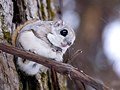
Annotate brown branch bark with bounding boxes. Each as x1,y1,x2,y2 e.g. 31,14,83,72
0,43,110,90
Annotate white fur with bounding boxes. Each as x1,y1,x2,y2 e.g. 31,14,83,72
17,58,41,75
17,31,63,75
19,31,62,60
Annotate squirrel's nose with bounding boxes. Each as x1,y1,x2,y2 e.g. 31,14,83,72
67,41,72,46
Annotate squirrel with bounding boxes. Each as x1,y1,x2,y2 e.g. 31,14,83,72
11,19,75,75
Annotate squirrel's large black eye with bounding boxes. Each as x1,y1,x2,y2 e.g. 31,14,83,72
60,29,68,37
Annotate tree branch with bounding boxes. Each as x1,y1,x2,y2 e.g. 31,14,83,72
0,43,110,90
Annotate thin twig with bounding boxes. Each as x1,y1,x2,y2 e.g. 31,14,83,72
68,49,83,64
0,43,110,90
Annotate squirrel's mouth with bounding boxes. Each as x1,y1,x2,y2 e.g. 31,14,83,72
61,40,72,47
61,42,67,47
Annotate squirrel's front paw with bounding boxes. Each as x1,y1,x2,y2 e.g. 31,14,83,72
55,54,63,62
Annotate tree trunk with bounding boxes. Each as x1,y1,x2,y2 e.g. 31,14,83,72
0,0,19,90
0,0,67,90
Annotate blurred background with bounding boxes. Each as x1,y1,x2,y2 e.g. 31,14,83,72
61,0,120,90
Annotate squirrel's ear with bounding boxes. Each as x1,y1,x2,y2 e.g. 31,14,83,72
53,20,64,27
